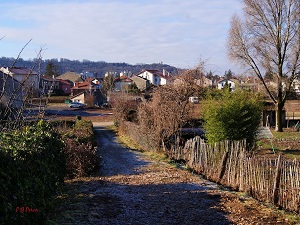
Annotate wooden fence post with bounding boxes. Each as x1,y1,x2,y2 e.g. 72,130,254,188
218,151,229,184
273,154,282,205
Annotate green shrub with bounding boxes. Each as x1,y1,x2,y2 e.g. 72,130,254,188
203,90,263,148
0,120,65,225
0,119,99,224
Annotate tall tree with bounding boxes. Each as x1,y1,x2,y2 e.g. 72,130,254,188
102,74,115,95
206,70,213,80
227,0,300,132
224,69,234,80
44,61,60,77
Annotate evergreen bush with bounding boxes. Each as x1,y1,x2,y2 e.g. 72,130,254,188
0,120,65,225
203,90,262,148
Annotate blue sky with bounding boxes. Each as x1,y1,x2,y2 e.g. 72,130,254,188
0,0,243,74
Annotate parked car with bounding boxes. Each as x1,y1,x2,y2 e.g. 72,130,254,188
189,96,199,104
69,102,85,108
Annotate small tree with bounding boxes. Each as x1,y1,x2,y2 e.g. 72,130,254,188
127,82,140,95
203,90,262,148
224,69,234,80
84,94,95,107
102,74,115,95
44,61,60,77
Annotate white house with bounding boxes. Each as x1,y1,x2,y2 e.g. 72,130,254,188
195,76,213,87
70,92,85,104
90,78,102,89
217,79,236,91
135,69,171,86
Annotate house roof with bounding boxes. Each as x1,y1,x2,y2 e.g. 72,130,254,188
0,71,21,85
115,75,132,83
57,79,72,85
70,91,85,99
284,100,300,112
87,77,102,84
41,76,57,82
217,79,237,84
79,81,91,88
56,71,84,83
1,67,38,76
136,69,171,80
264,100,300,111
86,77,101,81
131,75,148,82
71,80,98,90
0,70,21,84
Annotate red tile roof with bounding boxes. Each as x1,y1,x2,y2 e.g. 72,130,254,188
115,76,132,83
57,79,72,85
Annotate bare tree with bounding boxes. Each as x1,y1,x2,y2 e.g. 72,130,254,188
137,73,197,149
227,0,300,131
0,40,49,130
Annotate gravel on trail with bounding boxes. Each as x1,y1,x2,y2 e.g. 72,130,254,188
49,124,293,225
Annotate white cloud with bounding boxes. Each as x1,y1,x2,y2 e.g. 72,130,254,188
0,0,243,73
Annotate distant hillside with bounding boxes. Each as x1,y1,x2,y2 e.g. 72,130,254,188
0,57,181,78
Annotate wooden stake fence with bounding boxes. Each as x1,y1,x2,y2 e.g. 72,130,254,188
168,137,300,213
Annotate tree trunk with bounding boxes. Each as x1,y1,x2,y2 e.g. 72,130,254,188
275,76,284,132
275,102,284,132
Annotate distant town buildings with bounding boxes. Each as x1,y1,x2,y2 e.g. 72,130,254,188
2,64,300,113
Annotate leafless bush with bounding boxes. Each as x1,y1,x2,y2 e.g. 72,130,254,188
64,138,98,179
84,94,95,107
136,74,197,150
110,92,139,125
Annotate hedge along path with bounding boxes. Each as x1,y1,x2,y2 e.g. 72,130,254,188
48,125,292,225
168,137,300,213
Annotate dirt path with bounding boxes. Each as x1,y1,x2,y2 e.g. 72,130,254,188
49,125,294,225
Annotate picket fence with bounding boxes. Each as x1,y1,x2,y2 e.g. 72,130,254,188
167,137,300,212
